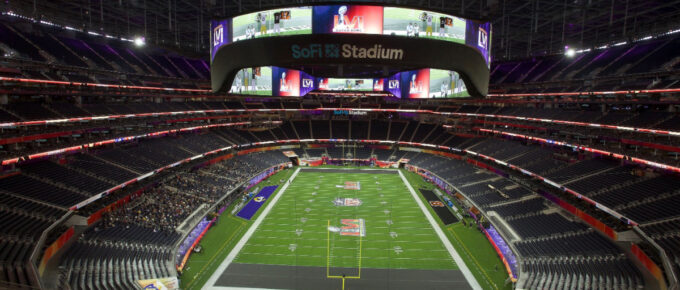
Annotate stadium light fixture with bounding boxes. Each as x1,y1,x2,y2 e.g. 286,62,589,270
565,48,576,57
134,36,146,47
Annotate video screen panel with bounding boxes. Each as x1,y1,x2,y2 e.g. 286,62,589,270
372,79,384,91
312,5,384,34
272,67,301,96
429,69,468,98
210,19,231,62
383,7,465,43
466,20,491,67
386,73,402,98
229,67,272,95
401,69,430,99
232,7,312,42
316,78,373,91
299,71,316,96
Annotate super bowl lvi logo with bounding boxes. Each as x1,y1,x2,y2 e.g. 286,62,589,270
213,24,223,47
302,78,313,88
478,27,488,49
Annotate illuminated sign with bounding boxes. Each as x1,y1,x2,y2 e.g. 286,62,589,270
291,43,403,60
478,27,488,48
302,78,314,88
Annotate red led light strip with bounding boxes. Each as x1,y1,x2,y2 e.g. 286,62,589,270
28,136,632,227
0,120,281,166
3,107,678,138
488,87,680,97
0,76,211,93
477,128,680,174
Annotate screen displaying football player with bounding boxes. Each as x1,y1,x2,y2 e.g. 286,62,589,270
383,7,465,43
232,7,311,41
229,66,272,95
320,78,373,91
429,69,469,98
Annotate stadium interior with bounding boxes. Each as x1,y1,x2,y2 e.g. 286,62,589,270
0,0,679,289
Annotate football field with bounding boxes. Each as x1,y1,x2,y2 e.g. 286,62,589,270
204,167,480,289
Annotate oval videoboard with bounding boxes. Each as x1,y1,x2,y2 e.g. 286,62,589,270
210,4,491,98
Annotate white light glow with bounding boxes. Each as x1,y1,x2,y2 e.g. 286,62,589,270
565,48,576,57
134,37,146,47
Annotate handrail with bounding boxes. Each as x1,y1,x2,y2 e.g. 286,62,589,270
633,227,678,289
30,211,73,289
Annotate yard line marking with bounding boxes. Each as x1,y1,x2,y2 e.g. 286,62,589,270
205,167,301,289
398,170,482,290
449,228,499,290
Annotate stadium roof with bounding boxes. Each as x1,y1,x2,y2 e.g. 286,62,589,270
5,0,680,61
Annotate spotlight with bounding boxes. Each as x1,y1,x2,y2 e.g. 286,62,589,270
565,48,575,57
134,36,146,47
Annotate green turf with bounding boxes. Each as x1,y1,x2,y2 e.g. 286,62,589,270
179,170,295,290
234,169,457,271
402,171,512,290
180,166,512,290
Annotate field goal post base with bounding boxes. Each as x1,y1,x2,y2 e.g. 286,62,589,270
326,220,362,289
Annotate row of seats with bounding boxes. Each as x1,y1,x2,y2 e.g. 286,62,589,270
0,22,208,79
521,257,643,290
58,150,291,289
399,148,644,288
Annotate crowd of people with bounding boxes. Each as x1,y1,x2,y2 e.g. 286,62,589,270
98,186,203,233
95,153,280,234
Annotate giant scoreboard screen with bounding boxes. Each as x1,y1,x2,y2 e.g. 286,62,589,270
211,4,491,98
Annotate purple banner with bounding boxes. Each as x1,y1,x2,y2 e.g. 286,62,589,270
236,185,278,220
485,225,518,279
210,19,231,62
465,20,491,67
386,72,401,98
299,70,316,96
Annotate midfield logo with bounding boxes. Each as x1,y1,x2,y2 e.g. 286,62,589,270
333,198,362,207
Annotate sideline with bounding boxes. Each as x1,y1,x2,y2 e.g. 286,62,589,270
205,167,301,289
398,170,482,290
